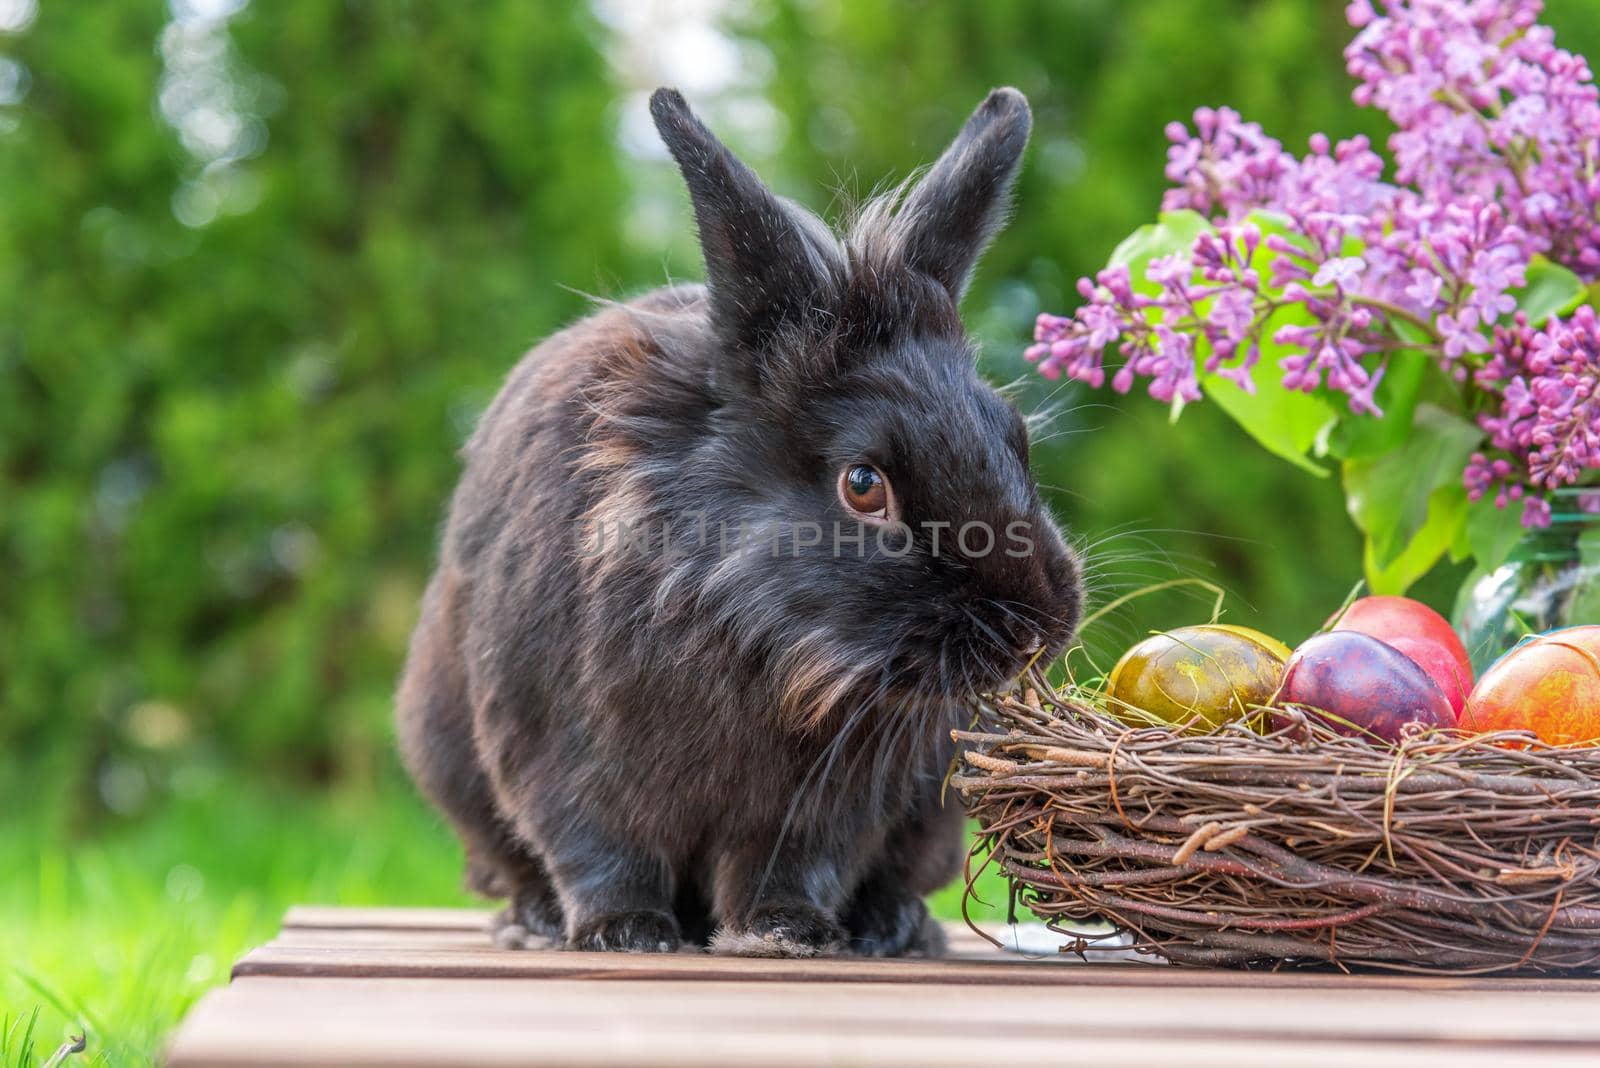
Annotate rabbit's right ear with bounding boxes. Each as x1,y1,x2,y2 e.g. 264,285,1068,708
891,88,1031,302
651,89,836,387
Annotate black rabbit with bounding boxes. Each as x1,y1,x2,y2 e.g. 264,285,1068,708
397,86,1081,958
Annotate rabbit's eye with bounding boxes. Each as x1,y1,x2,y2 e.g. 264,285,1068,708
839,463,894,521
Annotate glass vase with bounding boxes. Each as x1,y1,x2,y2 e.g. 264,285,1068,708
1453,489,1600,675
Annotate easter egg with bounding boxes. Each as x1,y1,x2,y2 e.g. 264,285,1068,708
1537,625,1600,657
1332,595,1472,713
1463,629,1600,745
1276,631,1455,742
1108,625,1288,732
1201,624,1294,661
1384,634,1472,717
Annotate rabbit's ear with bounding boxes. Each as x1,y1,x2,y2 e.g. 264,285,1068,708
893,88,1031,301
650,88,836,369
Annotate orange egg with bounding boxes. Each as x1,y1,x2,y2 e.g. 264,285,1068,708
1462,629,1600,746
1543,625,1600,656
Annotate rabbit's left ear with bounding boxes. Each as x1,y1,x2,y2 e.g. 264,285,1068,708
894,88,1031,301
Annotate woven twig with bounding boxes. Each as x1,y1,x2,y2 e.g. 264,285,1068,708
954,677,1600,973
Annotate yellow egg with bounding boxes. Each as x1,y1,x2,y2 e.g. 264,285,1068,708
1199,624,1293,661
1108,624,1288,732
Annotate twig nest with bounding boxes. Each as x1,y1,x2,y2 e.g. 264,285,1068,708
955,681,1600,974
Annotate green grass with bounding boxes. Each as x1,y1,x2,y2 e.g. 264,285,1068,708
2,778,473,1067
2,1009,43,1068
3,775,1009,1067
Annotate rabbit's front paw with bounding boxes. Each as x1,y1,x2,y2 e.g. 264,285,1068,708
569,909,682,953
711,904,845,959
844,891,946,958
491,883,567,950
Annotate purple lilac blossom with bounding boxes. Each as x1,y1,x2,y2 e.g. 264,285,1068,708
1346,0,1600,278
1470,307,1600,526
1028,0,1600,529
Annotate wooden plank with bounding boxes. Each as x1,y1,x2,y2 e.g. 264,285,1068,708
239,929,1600,994
268,914,1600,997
277,907,1061,955
267,922,1025,958
281,906,493,931
165,975,1600,1068
171,909,1600,1066
191,973,1600,1042
235,939,1079,984
272,927,509,950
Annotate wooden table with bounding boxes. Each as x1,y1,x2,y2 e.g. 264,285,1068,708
166,906,1600,1067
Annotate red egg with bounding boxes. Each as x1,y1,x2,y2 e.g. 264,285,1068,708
1331,596,1472,713
1463,629,1600,745
1384,634,1471,717
1276,631,1456,742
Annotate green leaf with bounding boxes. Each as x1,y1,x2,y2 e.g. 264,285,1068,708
1107,210,1212,296
1202,359,1335,477
1191,215,1336,475
1449,499,1473,563
1323,347,1429,461
1464,495,1526,573
1514,256,1586,325
1322,319,1450,464
1343,403,1482,568
1102,207,1339,474
1239,208,1298,242
1364,485,1467,595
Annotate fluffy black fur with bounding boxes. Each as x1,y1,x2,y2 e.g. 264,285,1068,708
397,87,1081,958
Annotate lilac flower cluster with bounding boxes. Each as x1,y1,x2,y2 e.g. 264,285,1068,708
1028,0,1600,528
1157,108,1389,222
1467,307,1600,526
1346,0,1600,278
1030,113,1530,416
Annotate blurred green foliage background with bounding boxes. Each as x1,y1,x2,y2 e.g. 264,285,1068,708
4,1,1600,1062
